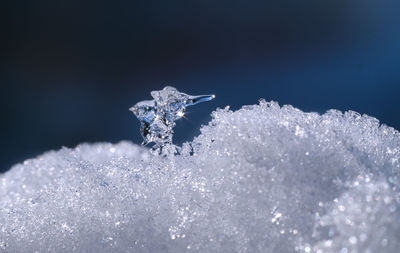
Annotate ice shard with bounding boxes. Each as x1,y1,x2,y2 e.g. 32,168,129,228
130,86,215,148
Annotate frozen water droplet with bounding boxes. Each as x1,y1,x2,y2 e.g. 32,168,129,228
130,86,215,152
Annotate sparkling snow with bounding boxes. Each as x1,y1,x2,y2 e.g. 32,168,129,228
1,100,399,253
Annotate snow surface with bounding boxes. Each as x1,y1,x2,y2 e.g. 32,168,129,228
1,100,400,253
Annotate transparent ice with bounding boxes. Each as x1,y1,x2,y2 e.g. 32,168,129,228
1,100,400,253
129,86,215,150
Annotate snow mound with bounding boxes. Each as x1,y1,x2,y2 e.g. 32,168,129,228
1,101,400,253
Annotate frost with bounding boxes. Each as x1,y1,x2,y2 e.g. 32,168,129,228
1,101,400,253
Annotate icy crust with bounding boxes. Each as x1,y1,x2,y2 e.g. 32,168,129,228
1,101,400,253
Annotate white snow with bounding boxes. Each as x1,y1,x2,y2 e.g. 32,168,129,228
1,100,399,253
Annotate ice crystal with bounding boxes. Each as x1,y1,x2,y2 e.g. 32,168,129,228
129,86,215,150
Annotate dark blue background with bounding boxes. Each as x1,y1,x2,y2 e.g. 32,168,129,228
1,0,400,172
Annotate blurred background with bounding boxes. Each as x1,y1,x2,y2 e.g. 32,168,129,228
1,0,400,172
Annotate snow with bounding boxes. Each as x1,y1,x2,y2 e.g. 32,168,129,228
1,100,399,253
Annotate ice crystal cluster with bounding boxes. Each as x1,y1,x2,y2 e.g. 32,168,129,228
129,86,215,148
1,100,400,253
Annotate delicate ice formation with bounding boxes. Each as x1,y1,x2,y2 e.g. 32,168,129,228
129,86,215,149
1,100,400,253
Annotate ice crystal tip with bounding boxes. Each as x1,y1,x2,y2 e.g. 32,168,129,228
130,86,215,148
